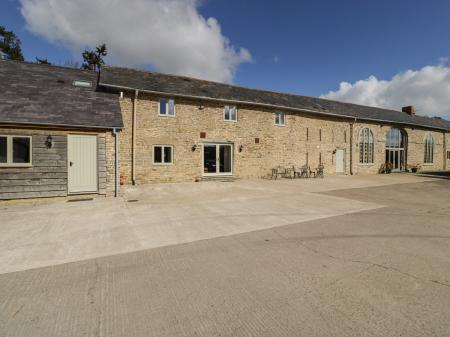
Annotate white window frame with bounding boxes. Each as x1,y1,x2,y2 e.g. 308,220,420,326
158,98,176,117
0,135,32,167
359,128,374,164
224,105,238,122
152,145,173,165
274,111,286,126
423,133,434,164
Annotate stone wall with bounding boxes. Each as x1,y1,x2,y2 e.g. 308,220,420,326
353,123,445,174
118,93,449,184
0,127,117,200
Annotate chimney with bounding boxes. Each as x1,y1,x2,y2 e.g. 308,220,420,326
402,106,416,115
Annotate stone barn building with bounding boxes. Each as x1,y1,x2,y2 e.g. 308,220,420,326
98,66,450,185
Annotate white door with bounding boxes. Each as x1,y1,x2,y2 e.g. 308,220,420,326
68,135,98,193
335,148,345,174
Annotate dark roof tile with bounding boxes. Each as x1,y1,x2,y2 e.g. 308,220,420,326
100,66,450,131
0,61,123,129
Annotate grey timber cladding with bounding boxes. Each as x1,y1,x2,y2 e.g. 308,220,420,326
0,131,108,200
0,60,123,129
0,132,68,199
99,66,450,131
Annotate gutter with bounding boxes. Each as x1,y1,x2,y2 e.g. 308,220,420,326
99,82,450,132
0,121,123,130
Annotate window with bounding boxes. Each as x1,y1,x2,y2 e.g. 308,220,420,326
224,105,237,121
359,128,374,164
275,111,285,126
306,128,309,141
447,151,450,160
0,135,32,166
319,129,322,142
158,98,175,116
153,145,173,165
424,133,434,164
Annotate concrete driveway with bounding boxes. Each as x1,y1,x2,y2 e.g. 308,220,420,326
0,174,429,274
1,174,450,337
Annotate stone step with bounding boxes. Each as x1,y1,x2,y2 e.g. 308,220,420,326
195,176,239,182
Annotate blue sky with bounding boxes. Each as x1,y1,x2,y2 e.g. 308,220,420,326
2,0,450,119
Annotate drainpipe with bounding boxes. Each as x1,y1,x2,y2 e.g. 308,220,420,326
132,89,139,185
349,117,357,175
112,128,120,197
444,131,447,171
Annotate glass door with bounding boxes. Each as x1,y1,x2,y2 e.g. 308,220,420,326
203,144,233,176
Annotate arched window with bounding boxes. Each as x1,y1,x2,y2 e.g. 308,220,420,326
359,128,374,164
424,133,434,164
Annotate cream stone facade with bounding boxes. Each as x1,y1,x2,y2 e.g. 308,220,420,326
118,93,450,185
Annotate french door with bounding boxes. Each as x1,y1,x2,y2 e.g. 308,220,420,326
203,143,233,176
385,149,405,172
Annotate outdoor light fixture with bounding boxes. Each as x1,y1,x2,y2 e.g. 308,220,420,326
239,145,244,152
199,105,204,110
192,144,197,152
45,135,53,149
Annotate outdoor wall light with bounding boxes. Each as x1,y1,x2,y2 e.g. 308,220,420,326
45,135,53,149
199,105,204,110
192,144,197,152
239,145,244,152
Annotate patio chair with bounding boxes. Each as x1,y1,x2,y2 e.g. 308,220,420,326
285,165,295,179
271,166,285,180
299,165,309,178
315,164,324,179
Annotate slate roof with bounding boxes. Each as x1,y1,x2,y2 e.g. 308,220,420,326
100,66,450,131
0,60,122,129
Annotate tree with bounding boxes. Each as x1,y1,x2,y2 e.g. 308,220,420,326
0,26,24,61
81,43,107,71
36,57,51,65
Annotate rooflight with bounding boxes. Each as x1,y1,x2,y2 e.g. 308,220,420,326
73,80,93,88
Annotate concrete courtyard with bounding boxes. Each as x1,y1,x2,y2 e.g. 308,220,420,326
1,174,450,337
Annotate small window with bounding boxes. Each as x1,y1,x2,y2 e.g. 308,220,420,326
447,151,450,160
159,98,175,116
224,105,237,121
0,135,32,166
153,145,173,165
275,111,286,126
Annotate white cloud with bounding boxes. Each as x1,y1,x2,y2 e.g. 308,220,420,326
321,64,450,118
19,0,252,82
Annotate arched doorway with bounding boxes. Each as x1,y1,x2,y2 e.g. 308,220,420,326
385,128,407,172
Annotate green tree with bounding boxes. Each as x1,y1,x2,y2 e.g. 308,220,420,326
0,26,24,61
82,43,107,71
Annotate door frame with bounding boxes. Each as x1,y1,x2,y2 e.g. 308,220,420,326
335,147,346,174
202,142,234,177
67,134,99,194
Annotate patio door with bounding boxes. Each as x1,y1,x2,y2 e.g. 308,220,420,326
203,143,233,176
385,149,405,172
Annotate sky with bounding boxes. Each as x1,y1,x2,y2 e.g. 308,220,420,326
1,0,450,120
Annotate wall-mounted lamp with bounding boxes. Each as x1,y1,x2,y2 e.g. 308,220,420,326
45,135,53,149
239,145,244,152
191,144,197,152
199,105,204,110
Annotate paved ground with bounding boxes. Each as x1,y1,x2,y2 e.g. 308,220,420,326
0,174,425,274
1,175,450,336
